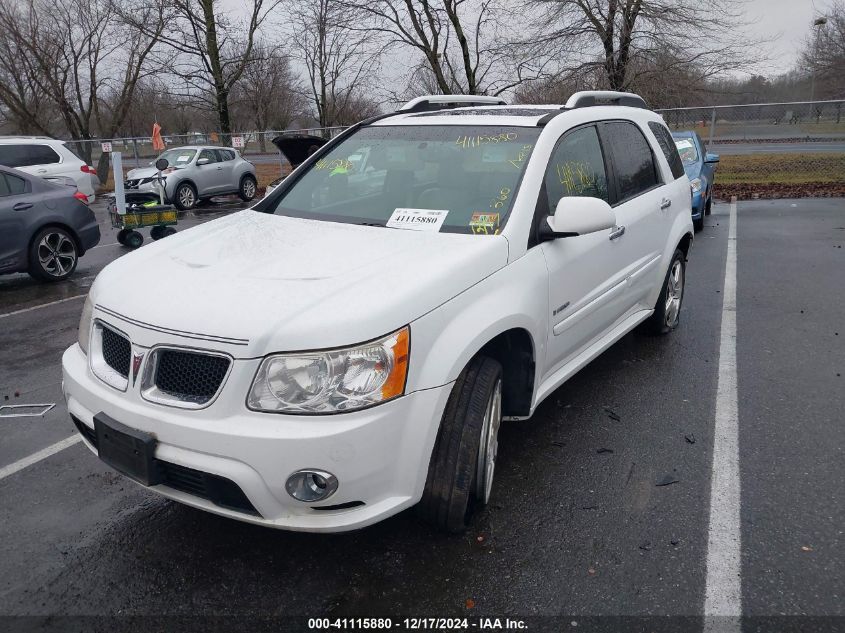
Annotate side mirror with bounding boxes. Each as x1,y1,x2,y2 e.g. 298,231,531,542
155,158,169,171
196,157,211,166
539,197,616,241
705,152,720,163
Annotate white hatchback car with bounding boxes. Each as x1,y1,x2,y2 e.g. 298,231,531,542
0,137,98,202
63,92,693,533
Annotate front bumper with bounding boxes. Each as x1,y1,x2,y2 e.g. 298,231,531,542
62,343,452,532
691,190,704,219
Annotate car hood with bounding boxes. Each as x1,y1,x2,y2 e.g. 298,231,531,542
126,166,184,179
92,211,509,357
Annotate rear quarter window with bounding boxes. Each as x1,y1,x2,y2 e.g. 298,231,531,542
648,122,685,180
0,144,61,167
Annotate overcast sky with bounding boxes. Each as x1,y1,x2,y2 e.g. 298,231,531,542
746,0,822,72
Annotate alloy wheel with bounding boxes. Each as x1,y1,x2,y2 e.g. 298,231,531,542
664,259,684,327
243,178,256,199
178,186,195,208
38,232,77,277
476,378,503,505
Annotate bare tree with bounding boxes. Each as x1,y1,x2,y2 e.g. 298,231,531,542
230,42,306,150
127,0,280,139
527,0,762,93
0,0,164,175
289,0,379,130
344,0,547,97
801,2,845,99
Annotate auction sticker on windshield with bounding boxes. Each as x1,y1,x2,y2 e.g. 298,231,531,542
387,208,449,232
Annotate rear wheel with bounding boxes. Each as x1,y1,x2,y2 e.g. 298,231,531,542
693,215,704,232
239,174,257,202
173,182,197,211
646,249,685,335
705,193,713,216
116,228,131,245
418,355,503,533
150,225,164,240
27,227,78,282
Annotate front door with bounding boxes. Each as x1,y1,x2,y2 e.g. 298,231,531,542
192,149,223,196
540,124,624,379
0,171,32,273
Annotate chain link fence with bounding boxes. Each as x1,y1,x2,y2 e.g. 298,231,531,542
655,100,845,199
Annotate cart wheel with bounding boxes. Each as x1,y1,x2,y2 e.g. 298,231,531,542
125,230,144,249
117,229,131,245
150,226,164,241
162,227,177,238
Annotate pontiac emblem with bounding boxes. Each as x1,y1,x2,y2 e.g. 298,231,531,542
131,351,145,385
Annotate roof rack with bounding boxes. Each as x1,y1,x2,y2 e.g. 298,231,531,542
565,91,648,110
0,135,54,140
399,95,507,113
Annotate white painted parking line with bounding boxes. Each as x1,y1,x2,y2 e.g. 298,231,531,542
0,435,82,482
704,197,742,630
0,295,85,320
90,242,118,250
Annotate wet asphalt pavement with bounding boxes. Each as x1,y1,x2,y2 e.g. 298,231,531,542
0,198,842,629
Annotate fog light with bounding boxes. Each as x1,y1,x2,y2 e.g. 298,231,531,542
285,469,338,502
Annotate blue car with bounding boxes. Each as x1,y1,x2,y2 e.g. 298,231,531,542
672,131,719,231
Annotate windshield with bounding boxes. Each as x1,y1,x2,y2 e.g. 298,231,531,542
266,125,540,235
674,137,699,164
157,149,196,166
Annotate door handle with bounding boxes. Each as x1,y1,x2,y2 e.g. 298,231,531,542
660,198,672,210
37,169,48,174
13,202,33,211
609,225,626,240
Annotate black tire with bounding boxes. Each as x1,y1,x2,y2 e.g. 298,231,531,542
239,174,257,202
705,193,712,216
418,355,503,533
646,249,686,335
117,228,131,245
173,182,197,211
162,227,176,237
693,215,704,232
150,225,165,241
27,226,78,282
125,230,143,249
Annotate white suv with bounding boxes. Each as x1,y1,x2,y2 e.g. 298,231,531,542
0,137,98,202
63,92,693,533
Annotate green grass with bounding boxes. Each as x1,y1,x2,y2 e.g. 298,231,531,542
716,153,845,185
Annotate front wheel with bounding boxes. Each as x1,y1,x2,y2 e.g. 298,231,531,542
173,182,197,211
418,356,503,533
239,175,257,202
646,249,686,335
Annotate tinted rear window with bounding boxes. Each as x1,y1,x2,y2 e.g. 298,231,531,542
0,144,61,168
5,173,27,194
601,122,659,202
649,122,685,179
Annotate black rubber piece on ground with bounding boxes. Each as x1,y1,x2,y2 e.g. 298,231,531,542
417,355,502,533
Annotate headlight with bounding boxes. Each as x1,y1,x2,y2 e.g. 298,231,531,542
78,295,94,355
247,327,410,414
690,178,702,193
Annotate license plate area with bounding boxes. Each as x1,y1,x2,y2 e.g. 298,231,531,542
94,413,159,486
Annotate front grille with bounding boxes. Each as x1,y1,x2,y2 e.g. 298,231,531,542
101,327,131,377
154,349,230,404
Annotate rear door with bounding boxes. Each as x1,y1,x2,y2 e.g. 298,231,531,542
0,171,33,273
16,144,65,180
597,120,668,313
539,124,622,377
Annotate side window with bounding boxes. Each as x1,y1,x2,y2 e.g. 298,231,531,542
696,133,707,155
216,149,235,162
544,125,609,214
0,145,32,168
4,173,27,194
603,121,659,201
0,174,10,196
199,149,218,164
31,145,61,165
648,121,685,180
